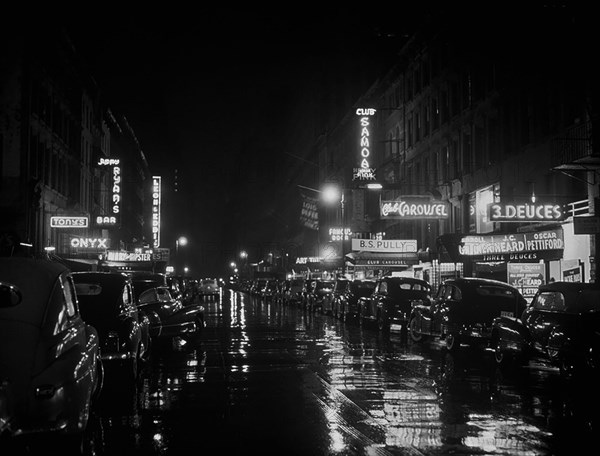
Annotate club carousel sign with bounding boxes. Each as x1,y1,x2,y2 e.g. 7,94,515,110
380,198,450,220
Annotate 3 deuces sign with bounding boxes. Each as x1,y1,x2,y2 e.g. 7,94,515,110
458,228,564,262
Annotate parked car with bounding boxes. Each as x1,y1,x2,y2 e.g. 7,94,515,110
490,281,600,378
128,271,205,339
284,277,305,304
0,257,102,441
198,278,220,297
260,279,279,301
409,277,527,351
358,276,432,334
322,278,349,316
306,279,336,313
333,279,377,322
250,278,268,297
299,279,316,309
72,271,151,381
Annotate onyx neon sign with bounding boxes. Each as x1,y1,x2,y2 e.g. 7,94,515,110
353,108,376,181
488,202,565,223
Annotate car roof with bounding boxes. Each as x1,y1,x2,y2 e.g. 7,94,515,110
0,257,70,326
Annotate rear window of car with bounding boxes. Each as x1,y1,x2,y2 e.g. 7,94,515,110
475,286,516,299
532,291,566,312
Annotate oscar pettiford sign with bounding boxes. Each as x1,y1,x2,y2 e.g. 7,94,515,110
380,198,450,219
459,228,564,262
488,202,565,223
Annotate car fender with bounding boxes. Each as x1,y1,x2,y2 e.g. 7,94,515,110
491,316,531,354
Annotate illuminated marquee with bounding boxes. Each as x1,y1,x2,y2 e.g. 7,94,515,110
295,257,321,264
106,250,152,262
50,216,88,228
152,176,162,248
353,108,376,182
97,157,121,225
380,199,450,219
459,228,564,261
351,239,418,253
488,202,565,223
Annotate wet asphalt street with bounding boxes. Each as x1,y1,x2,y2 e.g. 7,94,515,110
6,287,600,455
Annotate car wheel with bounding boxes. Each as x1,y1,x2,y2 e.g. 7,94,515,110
409,317,424,343
445,333,460,351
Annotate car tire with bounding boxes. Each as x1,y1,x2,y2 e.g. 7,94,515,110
377,311,389,332
409,317,424,343
445,333,460,351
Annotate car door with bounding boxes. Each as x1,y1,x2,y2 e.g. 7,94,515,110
523,290,570,356
431,283,459,335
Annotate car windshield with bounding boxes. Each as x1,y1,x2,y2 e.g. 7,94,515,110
351,281,376,295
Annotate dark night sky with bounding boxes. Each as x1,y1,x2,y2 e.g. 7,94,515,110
23,3,584,276
52,6,434,275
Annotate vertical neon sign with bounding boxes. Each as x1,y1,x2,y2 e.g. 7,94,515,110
97,158,121,226
152,176,161,248
353,108,377,182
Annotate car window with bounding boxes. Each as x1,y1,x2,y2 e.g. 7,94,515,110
475,286,515,299
139,288,156,304
157,288,172,302
532,291,566,312
123,284,133,306
378,281,388,294
62,275,78,318
399,282,412,290
75,282,102,296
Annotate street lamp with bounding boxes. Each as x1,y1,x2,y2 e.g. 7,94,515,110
322,183,346,276
175,236,188,274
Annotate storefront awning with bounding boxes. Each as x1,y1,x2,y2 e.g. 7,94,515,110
345,251,419,267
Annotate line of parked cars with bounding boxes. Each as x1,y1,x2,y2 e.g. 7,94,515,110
235,273,600,383
0,257,205,447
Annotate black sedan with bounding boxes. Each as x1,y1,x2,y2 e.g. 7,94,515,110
358,276,432,335
0,257,102,445
333,279,377,322
129,271,205,340
408,277,527,351
73,271,151,382
491,281,600,378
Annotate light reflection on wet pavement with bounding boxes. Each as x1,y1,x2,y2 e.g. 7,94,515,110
7,288,597,455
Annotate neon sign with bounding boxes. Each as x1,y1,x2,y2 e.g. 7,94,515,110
152,176,162,248
70,238,108,249
50,216,88,228
380,199,449,219
488,202,565,222
353,108,376,181
98,157,121,225
329,227,352,241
